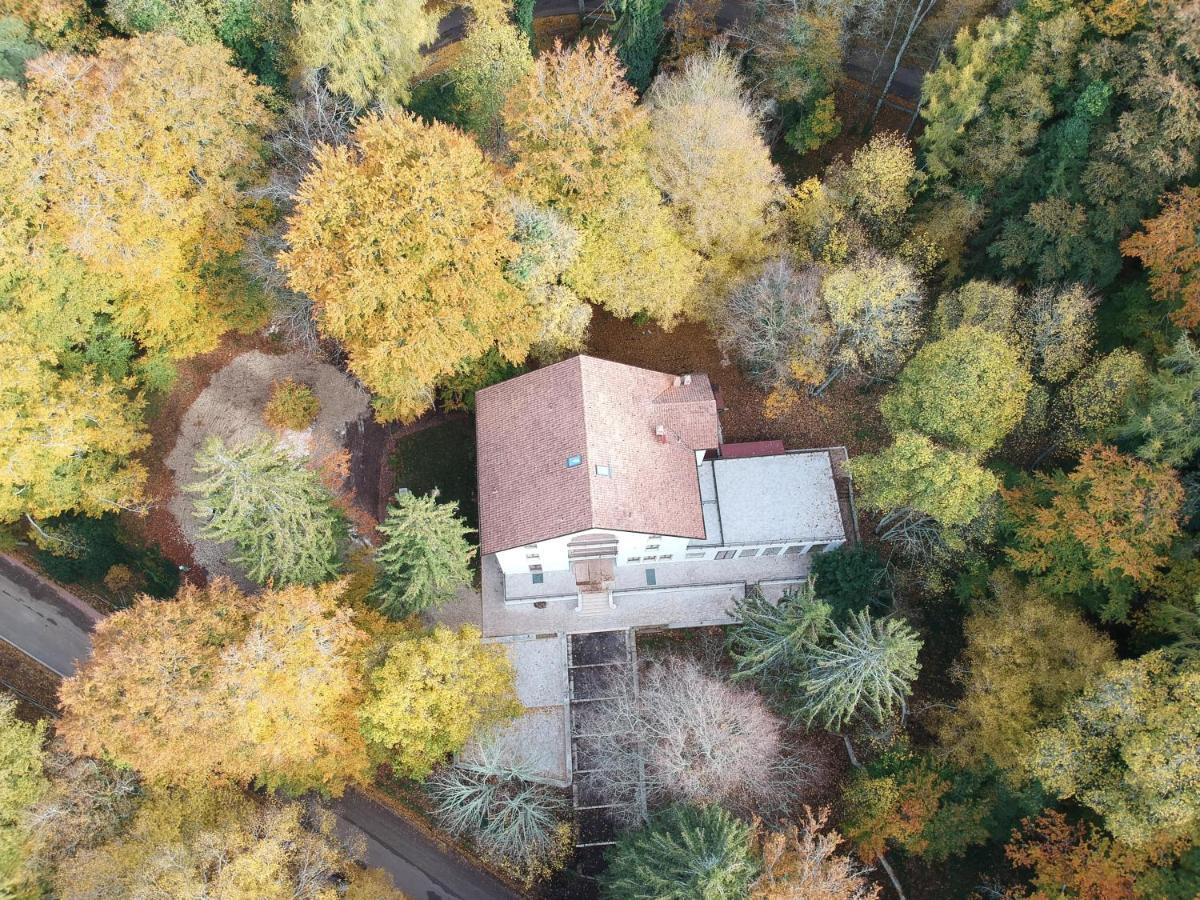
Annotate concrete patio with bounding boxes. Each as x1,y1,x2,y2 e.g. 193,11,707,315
481,552,812,638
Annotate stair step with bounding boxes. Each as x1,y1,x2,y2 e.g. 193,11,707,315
578,592,611,615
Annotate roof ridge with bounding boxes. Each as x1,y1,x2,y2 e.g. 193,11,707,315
575,357,598,527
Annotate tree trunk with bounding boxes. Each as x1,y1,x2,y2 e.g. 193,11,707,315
870,0,938,131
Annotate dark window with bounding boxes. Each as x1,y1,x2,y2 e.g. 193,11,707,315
646,544,660,550
659,554,673,560
532,573,544,584
645,568,656,585
783,545,803,555
739,548,759,558
716,550,737,560
628,556,641,563
810,543,829,553
530,564,542,572
762,546,782,556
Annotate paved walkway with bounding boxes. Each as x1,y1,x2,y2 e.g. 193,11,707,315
0,555,100,677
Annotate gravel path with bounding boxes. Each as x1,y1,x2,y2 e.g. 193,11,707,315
165,351,369,587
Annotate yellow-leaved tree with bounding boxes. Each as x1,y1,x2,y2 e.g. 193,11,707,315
358,625,520,779
503,37,701,326
19,35,273,357
282,112,535,422
645,46,782,302
58,580,372,795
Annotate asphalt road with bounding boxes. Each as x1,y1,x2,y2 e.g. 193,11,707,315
333,790,524,900
0,555,99,677
0,555,526,898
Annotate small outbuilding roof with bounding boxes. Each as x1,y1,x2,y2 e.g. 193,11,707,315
475,356,721,555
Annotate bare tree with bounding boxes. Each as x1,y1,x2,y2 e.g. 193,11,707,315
577,656,817,825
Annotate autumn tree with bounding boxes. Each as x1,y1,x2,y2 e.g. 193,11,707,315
427,735,572,886
1058,347,1149,454
1122,186,1200,330
645,46,782,292
576,656,808,823
283,111,534,422
292,0,438,106
1116,337,1200,467
936,571,1115,778
450,9,532,147
849,431,1000,550
358,625,519,780
18,36,273,357
882,325,1032,455
60,788,403,899
918,0,1200,288
601,805,759,900
507,201,592,359
750,806,881,900
372,489,475,619
58,580,372,795
0,0,95,47
743,3,843,152
1005,811,1145,900
504,38,701,325
104,0,291,84
1005,445,1183,622
1030,652,1200,847
187,436,345,587
716,258,831,389
0,697,46,895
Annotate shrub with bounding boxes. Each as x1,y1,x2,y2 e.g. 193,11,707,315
427,736,572,886
263,378,320,430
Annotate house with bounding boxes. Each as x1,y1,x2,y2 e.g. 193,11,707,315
475,355,852,629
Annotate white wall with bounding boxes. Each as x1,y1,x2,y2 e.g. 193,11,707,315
494,529,692,575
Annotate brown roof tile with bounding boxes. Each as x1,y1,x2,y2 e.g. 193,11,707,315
476,356,722,555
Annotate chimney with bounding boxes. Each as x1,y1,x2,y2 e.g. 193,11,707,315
683,374,692,385
655,425,668,444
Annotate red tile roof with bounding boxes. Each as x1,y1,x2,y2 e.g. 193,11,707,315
719,440,787,459
476,356,722,555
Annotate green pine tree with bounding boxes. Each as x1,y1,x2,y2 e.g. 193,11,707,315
187,436,345,586
601,805,758,900
372,490,476,619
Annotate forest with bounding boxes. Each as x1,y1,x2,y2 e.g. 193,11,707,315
0,0,1198,895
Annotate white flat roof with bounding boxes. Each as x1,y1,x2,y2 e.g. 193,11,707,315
711,452,845,546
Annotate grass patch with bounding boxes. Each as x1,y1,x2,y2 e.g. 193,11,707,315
389,418,479,541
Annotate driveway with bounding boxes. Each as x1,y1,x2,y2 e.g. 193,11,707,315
332,790,523,900
0,555,99,677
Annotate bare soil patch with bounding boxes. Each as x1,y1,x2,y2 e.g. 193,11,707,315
164,350,370,587
0,642,61,723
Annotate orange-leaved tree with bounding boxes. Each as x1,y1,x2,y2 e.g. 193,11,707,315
1122,186,1200,330
1005,444,1183,622
282,111,535,422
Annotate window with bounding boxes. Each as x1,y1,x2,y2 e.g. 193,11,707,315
627,556,641,563
645,569,656,586
565,454,582,468
686,552,706,559
810,543,828,554
659,554,673,561
762,546,782,556
644,555,657,562
716,550,737,560
525,552,539,559
646,544,660,550
739,548,759,558
648,535,662,539
530,564,542,572
532,573,544,584
783,545,803,555
595,464,611,477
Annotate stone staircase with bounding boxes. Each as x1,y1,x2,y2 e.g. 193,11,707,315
577,591,613,615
